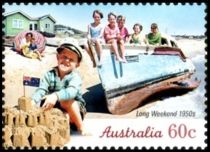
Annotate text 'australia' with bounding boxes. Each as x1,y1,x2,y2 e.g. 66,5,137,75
99,126,163,138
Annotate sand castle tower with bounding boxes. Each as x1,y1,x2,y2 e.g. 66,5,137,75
3,96,70,148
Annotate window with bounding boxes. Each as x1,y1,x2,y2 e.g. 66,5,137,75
34,24,38,30
12,19,23,29
45,24,50,29
29,24,33,30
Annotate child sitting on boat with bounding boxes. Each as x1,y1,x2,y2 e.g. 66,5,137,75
147,23,162,45
130,23,147,45
84,10,104,67
117,15,129,43
104,12,127,63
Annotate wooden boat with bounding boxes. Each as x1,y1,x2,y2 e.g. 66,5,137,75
88,35,200,115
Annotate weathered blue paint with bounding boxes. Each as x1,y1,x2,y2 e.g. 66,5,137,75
97,52,195,98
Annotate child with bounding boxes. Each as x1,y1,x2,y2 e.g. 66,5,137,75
19,32,33,51
104,12,127,63
85,10,104,67
29,37,42,60
29,37,38,51
130,23,147,45
117,15,129,43
147,23,162,45
31,43,88,135
21,33,42,60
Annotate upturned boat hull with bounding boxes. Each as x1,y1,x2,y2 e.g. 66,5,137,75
88,42,200,115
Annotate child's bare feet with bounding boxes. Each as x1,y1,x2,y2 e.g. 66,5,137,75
80,130,92,136
97,60,102,67
92,61,96,68
116,56,123,62
78,127,92,136
122,57,127,63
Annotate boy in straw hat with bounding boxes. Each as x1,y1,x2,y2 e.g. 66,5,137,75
32,42,88,135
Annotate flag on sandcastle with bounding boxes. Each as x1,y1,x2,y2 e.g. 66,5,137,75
23,76,40,87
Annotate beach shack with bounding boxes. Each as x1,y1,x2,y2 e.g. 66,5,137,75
3,10,56,36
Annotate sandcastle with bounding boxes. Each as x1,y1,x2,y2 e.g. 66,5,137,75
2,96,70,148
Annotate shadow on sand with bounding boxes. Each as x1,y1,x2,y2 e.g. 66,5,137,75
83,83,110,113
83,83,194,114
141,89,194,107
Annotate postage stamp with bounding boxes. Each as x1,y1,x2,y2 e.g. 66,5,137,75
2,2,207,150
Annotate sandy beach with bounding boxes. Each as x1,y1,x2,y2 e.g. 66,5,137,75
3,38,206,119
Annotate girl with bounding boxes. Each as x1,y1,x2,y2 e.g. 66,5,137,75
130,23,147,45
104,12,127,63
85,10,104,67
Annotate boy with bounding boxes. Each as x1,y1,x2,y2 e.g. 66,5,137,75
31,43,87,135
147,23,162,45
117,15,129,43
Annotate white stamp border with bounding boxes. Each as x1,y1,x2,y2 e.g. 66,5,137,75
1,2,208,150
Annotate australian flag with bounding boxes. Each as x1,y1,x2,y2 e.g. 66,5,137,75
23,76,40,87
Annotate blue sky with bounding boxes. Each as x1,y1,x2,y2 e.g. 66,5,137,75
3,3,206,35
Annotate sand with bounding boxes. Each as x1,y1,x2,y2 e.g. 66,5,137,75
177,38,206,58
3,97,70,148
3,42,99,107
3,38,206,119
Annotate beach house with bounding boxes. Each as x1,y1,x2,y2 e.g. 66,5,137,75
3,10,56,36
